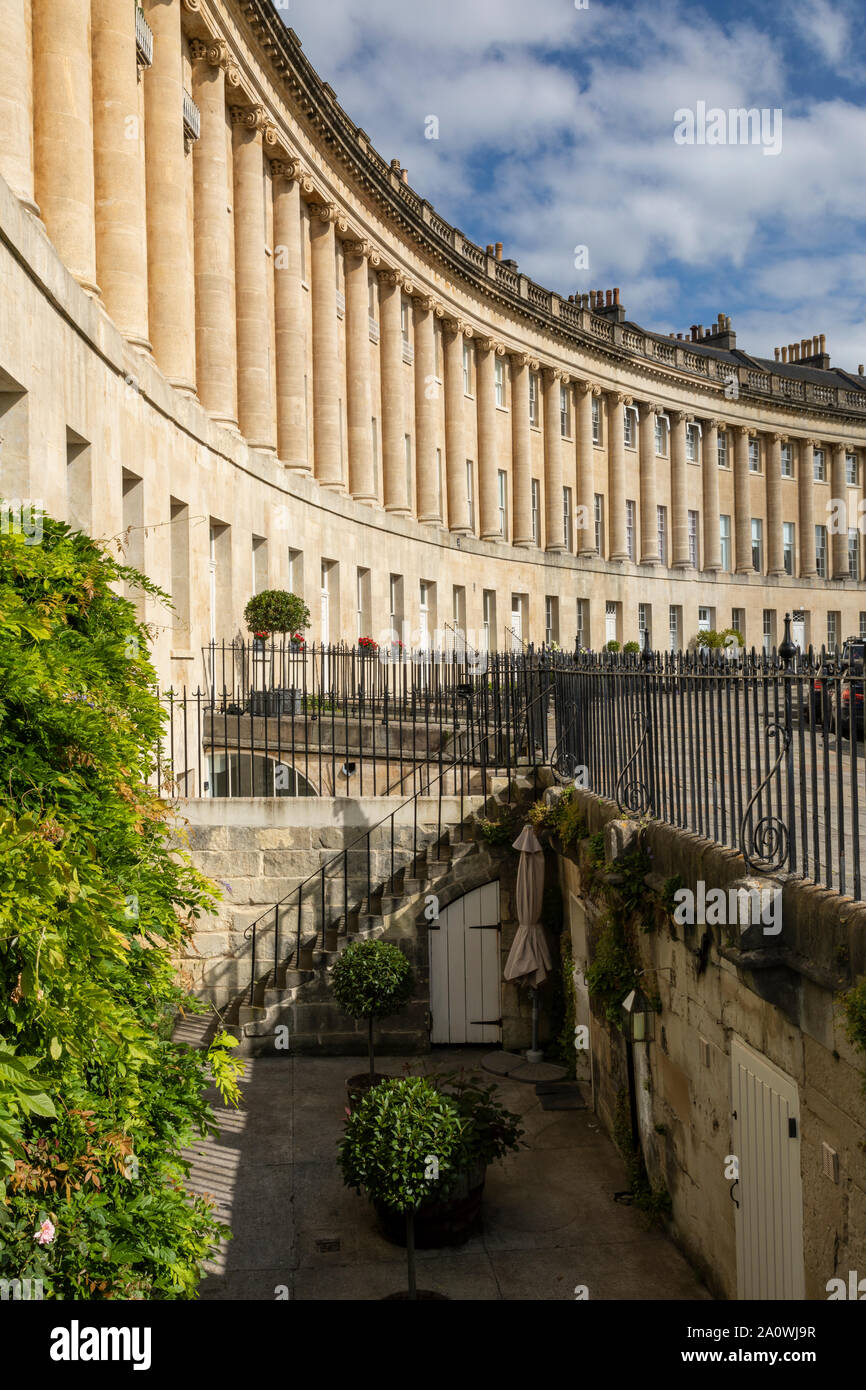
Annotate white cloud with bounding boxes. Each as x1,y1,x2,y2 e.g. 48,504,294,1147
277,0,866,369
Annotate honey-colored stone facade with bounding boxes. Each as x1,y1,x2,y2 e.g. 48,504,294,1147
2,0,865,692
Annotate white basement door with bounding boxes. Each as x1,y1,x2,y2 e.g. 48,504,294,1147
429,882,501,1044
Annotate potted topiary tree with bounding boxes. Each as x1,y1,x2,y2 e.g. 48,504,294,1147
338,1076,464,1299
330,938,414,1103
243,590,310,715
371,1069,524,1248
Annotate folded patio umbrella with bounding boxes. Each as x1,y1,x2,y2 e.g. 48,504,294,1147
504,823,552,988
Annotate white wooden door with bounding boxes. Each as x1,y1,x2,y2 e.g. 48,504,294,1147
605,602,617,645
510,600,522,653
792,612,805,653
730,1036,805,1300
429,882,501,1044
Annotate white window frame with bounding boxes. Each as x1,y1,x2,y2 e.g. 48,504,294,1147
531,479,540,545
814,448,826,482
781,443,794,478
625,499,635,561
783,521,795,577
720,514,731,572
815,524,827,577
495,357,505,409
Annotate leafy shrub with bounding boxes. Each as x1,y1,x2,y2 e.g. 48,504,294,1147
623,640,641,655
0,516,240,1298
527,788,585,848
586,916,639,1026
330,939,414,1080
243,589,310,635
605,639,621,653
338,1075,464,1298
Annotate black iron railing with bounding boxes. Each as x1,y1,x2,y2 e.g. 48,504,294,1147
552,635,866,901
156,647,553,799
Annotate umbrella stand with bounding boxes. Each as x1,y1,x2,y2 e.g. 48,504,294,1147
525,986,544,1064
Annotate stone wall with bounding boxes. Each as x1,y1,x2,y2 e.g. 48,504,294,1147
556,787,866,1300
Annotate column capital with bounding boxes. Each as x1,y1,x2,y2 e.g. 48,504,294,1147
413,293,444,316
443,316,472,336
270,157,315,193
701,416,722,431
509,351,538,370
733,423,752,438
344,238,381,266
669,409,690,427
802,437,819,449
476,337,506,355
541,365,566,383
230,105,278,145
638,400,663,418
309,201,349,233
770,432,787,444
607,390,632,407
377,265,410,290
575,378,601,397
190,38,242,88
831,440,847,456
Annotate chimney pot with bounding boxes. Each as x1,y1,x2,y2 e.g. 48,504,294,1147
613,287,620,305
401,167,408,183
813,335,819,354
698,325,704,338
486,244,494,255
781,347,788,363
677,333,683,340
495,242,503,260
605,289,612,306
859,364,864,375
718,312,725,325
774,347,780,361
820,333,826,352
589,290,596,308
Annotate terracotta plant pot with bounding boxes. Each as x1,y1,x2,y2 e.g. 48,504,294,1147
346,1071,392,1111
374,1161,487,1248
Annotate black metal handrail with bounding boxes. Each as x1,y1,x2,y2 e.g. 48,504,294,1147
240,674,554,1006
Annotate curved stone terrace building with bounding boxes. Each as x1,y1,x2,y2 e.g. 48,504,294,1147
1,0,865,690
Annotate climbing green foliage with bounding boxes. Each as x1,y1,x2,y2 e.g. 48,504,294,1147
0,516,236,1298
527,787,586,848
612,1088,672,1225
585,916,640,1026
840,978,866,1083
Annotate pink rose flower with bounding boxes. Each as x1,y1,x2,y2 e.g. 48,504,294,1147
34,1219,55,1245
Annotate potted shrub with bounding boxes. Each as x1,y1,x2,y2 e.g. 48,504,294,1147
339,1076,464,1299
243,590,310,715
372,1069,524,1247
605,638,621,653
330,939,414,1103
623,640,641,655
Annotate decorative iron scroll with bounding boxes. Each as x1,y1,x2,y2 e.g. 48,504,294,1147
739,721,791,874
615,713,652,817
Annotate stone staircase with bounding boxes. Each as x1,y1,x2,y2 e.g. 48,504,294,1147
211,774,536,1056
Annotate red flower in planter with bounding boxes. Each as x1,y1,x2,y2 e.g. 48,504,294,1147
358,636,379,650
253,630,270,640
289,632,305,647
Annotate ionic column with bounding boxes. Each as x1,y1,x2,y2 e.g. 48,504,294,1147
543,369,565,551
414,296,441,521
343,238,377,498
701,418,721,570
576,381,597,556
309,202,345,487
607,390,630,562
733,425,753,573
831,443,848,578
0,0,37,212
92,0,150,347
378,268,409,511
443,320,471,532
231,107,277,451
190,41,237,425
33,0,98,292
638,402,660,564
510,353,534,546
272,162,310,469
798,439,817,577
142,0,195,391
477,339,501,539
670,411,690,568
767,433,785,575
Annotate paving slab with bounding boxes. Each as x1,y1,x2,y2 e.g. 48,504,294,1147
185,1046,711,1302
507,1061,568,1083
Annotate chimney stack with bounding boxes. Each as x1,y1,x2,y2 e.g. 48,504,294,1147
589,290,596,308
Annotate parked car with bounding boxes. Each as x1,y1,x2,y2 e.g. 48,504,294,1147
838,639,866,740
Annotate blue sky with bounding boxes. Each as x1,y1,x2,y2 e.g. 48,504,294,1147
274,0,866,371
